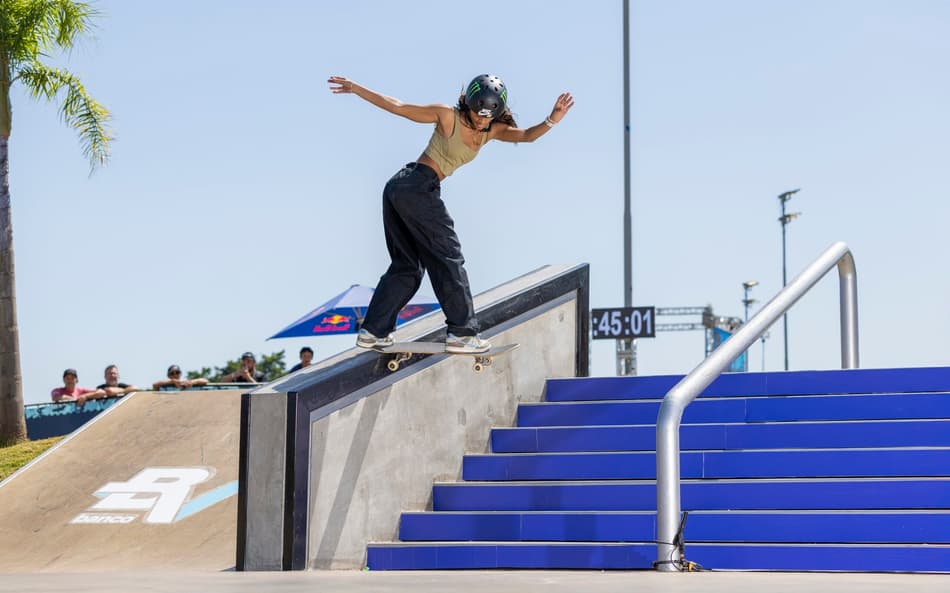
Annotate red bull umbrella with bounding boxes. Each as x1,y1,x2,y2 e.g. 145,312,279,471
267,284,440,339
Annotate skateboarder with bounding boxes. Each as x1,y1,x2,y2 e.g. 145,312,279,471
328,74,574,353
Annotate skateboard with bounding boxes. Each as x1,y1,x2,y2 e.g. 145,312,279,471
374,342,519,373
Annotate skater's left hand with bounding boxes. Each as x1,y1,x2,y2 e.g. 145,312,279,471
548,93,574,124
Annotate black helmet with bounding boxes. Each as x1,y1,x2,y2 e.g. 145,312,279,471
465,74,508,119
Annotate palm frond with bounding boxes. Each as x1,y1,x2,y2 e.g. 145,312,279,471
0,1,21,61
18,61,112,170
49,0,99,49
2,1,99,63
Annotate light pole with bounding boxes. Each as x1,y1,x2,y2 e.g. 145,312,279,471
618,0,635,376
742,280,759,323
742,280,758,371
778,189,801,371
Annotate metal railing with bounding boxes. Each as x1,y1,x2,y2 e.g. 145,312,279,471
655,241,859,570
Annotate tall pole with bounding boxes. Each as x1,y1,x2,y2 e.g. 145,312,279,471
742,280,758,372
617,0,636,375
778,189,800,371
742,282,757,323
781,199,788,371
622,0,631,310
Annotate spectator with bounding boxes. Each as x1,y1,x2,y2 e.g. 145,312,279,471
51,368,106,404
289,346,314,373
152,364,209,391
96,364,140,397
222,352,266,383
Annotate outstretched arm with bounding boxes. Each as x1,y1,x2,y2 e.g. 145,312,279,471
328,76,451,125
492,92,575,143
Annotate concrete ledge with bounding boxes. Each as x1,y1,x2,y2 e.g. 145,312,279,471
238,264,589,570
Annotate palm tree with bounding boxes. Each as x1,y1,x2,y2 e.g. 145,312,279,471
0,0,112,444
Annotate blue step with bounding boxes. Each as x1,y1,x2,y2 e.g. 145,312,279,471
398,511,950,543
432,479,950,511
687,543,950,572
492,419,950,452
462,449,950,481
544,366,950,401
367,542,656,570
517,393,950,427
367,542,950,571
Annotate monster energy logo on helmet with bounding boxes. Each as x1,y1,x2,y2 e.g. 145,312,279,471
465,74,507,119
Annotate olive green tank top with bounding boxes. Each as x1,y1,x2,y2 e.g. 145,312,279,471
423,109,488,177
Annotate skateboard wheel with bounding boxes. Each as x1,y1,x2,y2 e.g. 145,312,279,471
387,360,400,372
473,362,484,373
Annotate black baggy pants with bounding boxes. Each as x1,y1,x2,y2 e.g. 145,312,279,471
361,162,479,337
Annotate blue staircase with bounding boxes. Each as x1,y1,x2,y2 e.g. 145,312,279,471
366,367,950,572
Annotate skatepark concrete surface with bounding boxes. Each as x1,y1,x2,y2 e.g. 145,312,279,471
0,390,242,572
0,570,946,593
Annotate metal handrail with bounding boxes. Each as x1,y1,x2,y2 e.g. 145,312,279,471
655,241,859,570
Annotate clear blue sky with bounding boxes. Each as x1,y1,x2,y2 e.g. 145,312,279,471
11,1,950,403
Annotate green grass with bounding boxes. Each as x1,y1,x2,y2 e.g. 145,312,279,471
0,437,64,482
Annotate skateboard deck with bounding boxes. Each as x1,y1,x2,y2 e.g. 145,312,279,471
374,342,519,373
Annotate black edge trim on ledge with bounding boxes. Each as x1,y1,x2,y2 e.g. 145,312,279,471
282,392,311,570
235,392,251,571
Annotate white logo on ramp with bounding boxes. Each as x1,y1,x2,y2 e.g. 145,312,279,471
72,467,228,525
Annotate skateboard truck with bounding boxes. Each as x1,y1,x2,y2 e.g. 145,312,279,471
375,343,518,373
387,352,496,373
387,353,412,372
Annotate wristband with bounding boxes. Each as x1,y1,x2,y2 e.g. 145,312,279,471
543,117,556,128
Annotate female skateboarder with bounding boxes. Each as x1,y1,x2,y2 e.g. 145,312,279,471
328,74,573,353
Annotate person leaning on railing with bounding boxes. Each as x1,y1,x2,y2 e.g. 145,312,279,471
51,368,107,404
96,364,141,397
152,364,209,391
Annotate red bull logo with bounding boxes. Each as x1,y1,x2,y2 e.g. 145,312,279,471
321,314,350,326
396,303,440,325
312,314,352,333
397,305,424,321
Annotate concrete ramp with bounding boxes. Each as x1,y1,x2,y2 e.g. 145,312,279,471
0,390,242,572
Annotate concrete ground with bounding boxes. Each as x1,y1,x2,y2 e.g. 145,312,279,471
0,570,946,593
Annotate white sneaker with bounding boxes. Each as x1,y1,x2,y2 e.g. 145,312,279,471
445,333,491,353
356,329,395,349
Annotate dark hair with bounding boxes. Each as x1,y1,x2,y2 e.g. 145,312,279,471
457,95,517,130
300,346,314,356
104,364,118,373
63,368,78,379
